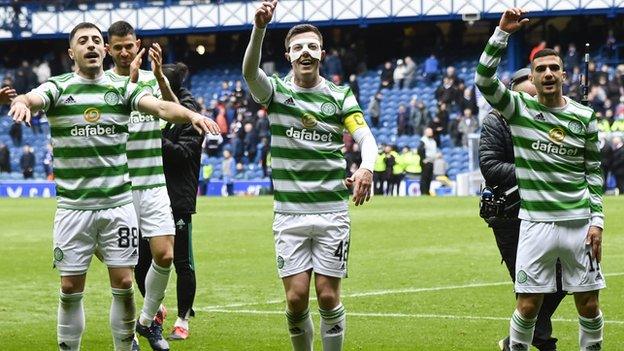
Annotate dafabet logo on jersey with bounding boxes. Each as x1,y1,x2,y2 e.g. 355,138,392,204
130,111,156,124
83,107,101,123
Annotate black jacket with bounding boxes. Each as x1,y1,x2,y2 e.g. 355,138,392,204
479,110,516,190
478,110,520,220
161,87,203,215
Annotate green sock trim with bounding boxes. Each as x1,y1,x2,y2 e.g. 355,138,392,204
319,304,346,320
151,261,172,274
59,291,84,302
111,287,133,297
579,315,604,331
512,311,536,330
286,309,310,324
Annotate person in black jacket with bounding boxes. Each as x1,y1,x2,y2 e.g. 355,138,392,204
479,68,566,351
135,62,205,341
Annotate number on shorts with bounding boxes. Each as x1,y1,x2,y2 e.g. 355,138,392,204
333,240,349,262
118,227,138,248
586,252,599,272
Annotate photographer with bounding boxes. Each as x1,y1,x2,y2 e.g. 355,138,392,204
479,68,566,351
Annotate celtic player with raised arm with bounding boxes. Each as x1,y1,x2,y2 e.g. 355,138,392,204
8,22,218,351
243,2,377,350
475,8,605,350
106,20,177,351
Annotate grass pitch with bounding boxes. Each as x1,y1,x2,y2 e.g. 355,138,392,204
1,196,623,350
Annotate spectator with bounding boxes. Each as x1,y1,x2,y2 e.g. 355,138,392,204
424,54,439,83
0,142,10,173
242,122,258,162
259,137,271,178
611,136,624,194
383,145,398,196
331,74,342,86
367,92,382,128
418,128,437,196
393,59,406,89
605,29,617,59
232,80,247,105
222,149,236,196
444,66,463,87
34,60,51,84
564,43,580,70
457,108,479,147
435,77,458,107
13,60,37,94
380,61,394,89
433,152,452,188
403,56,416,89
218,80,231,100
43,142,53,180
459,86,478,117
396,104,410,136
373,145,387,195
402,146,421,178
234,162,245,180
408,97,428,136
20,144,35,179
348,74,360,103
255,109,270,139
9,122,22,147
215,97,228,137
600,135,613,191
389,147,405,196
323,49,343,79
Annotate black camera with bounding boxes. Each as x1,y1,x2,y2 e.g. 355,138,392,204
479,185,519,219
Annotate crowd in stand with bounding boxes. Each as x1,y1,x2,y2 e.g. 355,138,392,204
4,38,624,193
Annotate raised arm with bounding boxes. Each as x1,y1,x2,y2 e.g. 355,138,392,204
150,43,179,104
137,95,219,135
242,0,277,105
474,8,529,119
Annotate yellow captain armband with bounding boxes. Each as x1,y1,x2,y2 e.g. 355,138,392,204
344,112,368,134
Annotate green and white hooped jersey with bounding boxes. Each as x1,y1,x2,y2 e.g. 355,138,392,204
475,28,604,224
108,69,166,190
264,75,362,214
32,71,151,210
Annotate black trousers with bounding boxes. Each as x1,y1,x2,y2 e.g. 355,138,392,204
490,218,567,351
136,213,197,320
420,163,433,195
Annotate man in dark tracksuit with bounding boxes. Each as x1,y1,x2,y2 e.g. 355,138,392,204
479,68,567,351
135,62,204,341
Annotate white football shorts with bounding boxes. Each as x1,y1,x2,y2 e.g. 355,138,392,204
132,186,175,238
515,219,606,293
53,203,139,276
273,211,351,278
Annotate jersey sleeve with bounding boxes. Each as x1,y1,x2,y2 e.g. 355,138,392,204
123,79,153,111
584,113,604,228
474,27,521,120
30,81,61,112
340,88,362,122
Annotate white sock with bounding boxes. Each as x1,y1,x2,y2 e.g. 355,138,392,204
579,311,603,350
110,288,135,351
139,261,171,326
319,303,346,351
174,317,189,330
286,308,314,351
509,309,536,350
57,291,85,351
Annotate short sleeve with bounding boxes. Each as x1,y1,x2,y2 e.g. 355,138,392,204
30,81,60,112
124,81,153,111
340,88,363,121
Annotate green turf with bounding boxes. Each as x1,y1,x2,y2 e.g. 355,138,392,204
1,196,623,350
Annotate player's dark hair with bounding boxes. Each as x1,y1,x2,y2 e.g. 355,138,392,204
531,48,563,70
284,24,323,51
69,22,102,44
107,21,136,39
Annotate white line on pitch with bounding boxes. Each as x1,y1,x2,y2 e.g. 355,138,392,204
199,271,624,311
203,309,624,325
